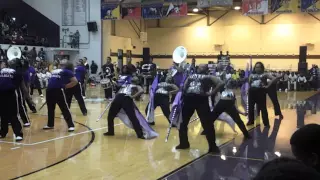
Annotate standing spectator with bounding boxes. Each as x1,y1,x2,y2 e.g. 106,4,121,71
21,24,28,35
90,61,98,74
309,64,319,90
83,57,89,72
38,48,46,60
29,47,37,65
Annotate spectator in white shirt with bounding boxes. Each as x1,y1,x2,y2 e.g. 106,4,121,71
288,72,297,91
279,71,289,91
297,73,307,91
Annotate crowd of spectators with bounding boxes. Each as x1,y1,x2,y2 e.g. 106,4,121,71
217,65,319,91
0,11,49,46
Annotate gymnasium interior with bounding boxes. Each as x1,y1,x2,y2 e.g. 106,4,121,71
1,0,320,179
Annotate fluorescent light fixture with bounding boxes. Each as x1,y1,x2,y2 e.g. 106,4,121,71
193,8,199,12
234,6,241,10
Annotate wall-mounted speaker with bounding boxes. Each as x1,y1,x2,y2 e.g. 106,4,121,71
298,62,308,74
299,46,307,63
87,21,98,32
143,48,150,63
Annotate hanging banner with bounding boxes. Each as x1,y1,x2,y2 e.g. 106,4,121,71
301,0,320,12
197,0,211,8
162,2,188,17
122,4,142,19
242,0,268,15
271,0,298,13
101,2,120,20
211,0,233,6
142,3,164,19
102,0,119,3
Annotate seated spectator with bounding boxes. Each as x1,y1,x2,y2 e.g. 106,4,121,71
290,124,320,173
297,73,308,91
278,71,288,91
288,72,297,91
253,157,320,180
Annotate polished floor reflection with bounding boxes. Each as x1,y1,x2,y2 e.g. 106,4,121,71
0,87,317,180
163,91,320,180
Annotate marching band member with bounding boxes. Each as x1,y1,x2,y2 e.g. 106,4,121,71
247,62,277,127
101,57,114,100
167,62,184,103
145,75,179,125
43,60,78,132
65,61,87,116
207,79,251,139
205,63,250,136
30,67,43,96
105,76,158,139
116,66,132,92
0,59,24,141
17,81,31,127
176,64,224,153
23,64,37,113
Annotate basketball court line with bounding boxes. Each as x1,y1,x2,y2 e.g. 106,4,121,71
10,122,96,180
157,124,261,180
0,114,164,146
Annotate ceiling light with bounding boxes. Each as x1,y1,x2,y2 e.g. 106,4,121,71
234,6,241,10
193,8,199,12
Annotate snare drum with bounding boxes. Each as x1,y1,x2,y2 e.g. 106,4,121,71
100,78,112,89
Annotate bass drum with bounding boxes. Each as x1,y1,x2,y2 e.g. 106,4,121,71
100,78,112,89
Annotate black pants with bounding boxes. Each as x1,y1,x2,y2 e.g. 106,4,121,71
30,84,42,95
179,95,217,149
311,77,318,90
248,88,269,126
266,85,282,116
46,88,74,128
107,94,143,138
65,83,87,115
104,88,113,99
145,77,153,94
145,93,170,123
17,88,30,124
211,99,249,136
171,94,176,104
0,90,23,137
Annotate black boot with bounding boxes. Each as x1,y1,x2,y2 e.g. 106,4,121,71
176,130,190,149
208,145,220,154
104,131,115,136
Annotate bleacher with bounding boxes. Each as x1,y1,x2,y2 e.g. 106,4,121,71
0,10,50,46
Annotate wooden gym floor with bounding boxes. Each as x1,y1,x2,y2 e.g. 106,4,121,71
0,87,316,180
